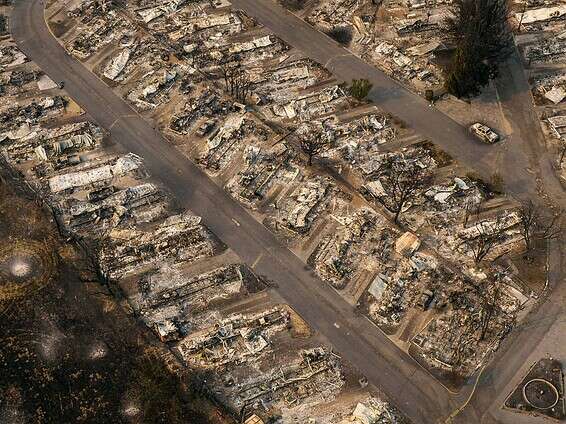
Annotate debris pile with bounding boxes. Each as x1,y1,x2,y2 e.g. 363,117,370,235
341,396,406,424
135,264,260,341
218,346,345,414
98,212,217,280
226,142,298,208
273,176,332,234
309,208,391,289
413,276,520,375
175,307,290,366
305,0,448,91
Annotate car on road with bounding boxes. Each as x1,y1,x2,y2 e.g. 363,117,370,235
469,123,499,144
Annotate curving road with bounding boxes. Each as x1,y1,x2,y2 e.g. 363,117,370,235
11,1,460,423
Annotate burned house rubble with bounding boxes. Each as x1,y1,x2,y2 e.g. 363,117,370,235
65,8,130,60
0,97,68,135
308,208,395,289
281,394,407,424
214,346,346,415
413,274,521,375
49,0,537,386
226,141,299,208
304,0,450,92
134,263,261,342
1,20,407,422
0,44,29,70
516,1,566,184
98,212,219,280
270,176,333,235
10,0,555,419
175,307,290,367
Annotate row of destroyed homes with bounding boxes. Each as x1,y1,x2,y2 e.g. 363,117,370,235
0,14,409,424
42,0,553,394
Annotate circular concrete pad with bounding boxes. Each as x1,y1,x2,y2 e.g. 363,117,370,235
523,378,560,410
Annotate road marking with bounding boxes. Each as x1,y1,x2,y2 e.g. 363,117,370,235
324,53,354,69
444,363,488,423
109,118,120,129
251,253,264,269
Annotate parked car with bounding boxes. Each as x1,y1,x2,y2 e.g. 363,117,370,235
58,81,65,89
469,123,499,144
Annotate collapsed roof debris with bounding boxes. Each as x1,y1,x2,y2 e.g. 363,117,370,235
34,0,544,418
226,143,298,208
176,307,290,366
103,48,132,81
48,153,143,192
547,114,566,140
98,212,217,280
0,44,29,69
217,346,345,414
133,263,263,342
273,176,332,234
413,276,520,375
524,38,566,65
343,396,405,424
516,5,566,26
309,208,392,289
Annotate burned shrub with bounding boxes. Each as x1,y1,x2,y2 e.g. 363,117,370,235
326,26,353,45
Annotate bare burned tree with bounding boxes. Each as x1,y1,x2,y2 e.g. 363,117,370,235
296,122,334,166
299,134,331,166
478,277,503,341
379,159,431,223
443,308,477,374
518,200,539,252
540,211,563,240
218,60,252,103
463,198,482,227
234,72,252,103
518,200,563,252
465,218,506,264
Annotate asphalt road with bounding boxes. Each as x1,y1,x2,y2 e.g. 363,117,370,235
10,1,459,422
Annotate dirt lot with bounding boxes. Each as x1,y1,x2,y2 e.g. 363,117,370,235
0,167,230,424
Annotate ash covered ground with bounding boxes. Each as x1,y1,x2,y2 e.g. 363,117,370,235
0,169,227,424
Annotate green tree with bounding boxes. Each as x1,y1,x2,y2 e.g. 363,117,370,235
349,79,373,100
444,46,491,98
444,0,512,97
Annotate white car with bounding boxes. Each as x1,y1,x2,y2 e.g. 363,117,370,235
469,123,499,144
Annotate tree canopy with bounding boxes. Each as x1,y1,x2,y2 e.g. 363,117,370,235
444,0,513,97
